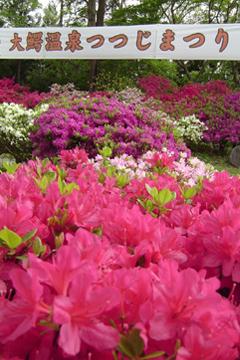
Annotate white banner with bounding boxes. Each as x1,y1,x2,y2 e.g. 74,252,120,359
0,24,239,60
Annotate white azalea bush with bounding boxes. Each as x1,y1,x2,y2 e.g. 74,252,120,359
173,115,207,145
0,102,48,159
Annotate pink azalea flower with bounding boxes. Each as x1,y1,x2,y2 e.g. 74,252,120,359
53,269,120,356
176,325,238,360
134,222,187,266
102,203,159,246
140,260,223,342
29,245,84,296
0,269,46,343
68,187,102,230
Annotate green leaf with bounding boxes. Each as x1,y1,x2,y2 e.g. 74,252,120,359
38,175,49,192
145,199,154,212
45,170,57,182
56,166,66,180
100,146,112,158
58,176,79,195
32,237,46,256
158,189,176,206
0,227,22,249
22,229,38,243
118,328,145,358
145,184,159,200
116,173,129,188
38,319,59,331
3,161,19,174
42,158,50,167
106,166,115,177
183,186,198,200
64,182,79,195
141,351,166,359
54,233,64,249
98,172,106,184
15,255,28,261
58,176,64,194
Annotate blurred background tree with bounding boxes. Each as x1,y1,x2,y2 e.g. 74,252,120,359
0,0,239,90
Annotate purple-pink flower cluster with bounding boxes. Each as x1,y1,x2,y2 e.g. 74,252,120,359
138,75,240,146
31,95,188,159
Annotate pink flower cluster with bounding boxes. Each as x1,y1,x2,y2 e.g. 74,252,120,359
138,75,240,145
0,78,47,108
1,148,240,359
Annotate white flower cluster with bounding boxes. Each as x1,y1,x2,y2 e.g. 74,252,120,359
0,102,49,148
92,150,215,186
173,115,207,144
93,153,150,179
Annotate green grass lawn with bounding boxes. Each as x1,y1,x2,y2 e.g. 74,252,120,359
194,151,240,176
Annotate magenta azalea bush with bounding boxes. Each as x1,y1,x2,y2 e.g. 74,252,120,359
30,95,188,159
0,148,240,359
0,78,47,109
138,75,240,146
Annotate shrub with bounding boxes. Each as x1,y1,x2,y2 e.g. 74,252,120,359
31,95,189,159
173,114,208,145
200,92,240,145
0,78,47,108
0,102,49,160
138,75,240,147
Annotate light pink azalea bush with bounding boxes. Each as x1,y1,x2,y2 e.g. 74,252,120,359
0,148,240,359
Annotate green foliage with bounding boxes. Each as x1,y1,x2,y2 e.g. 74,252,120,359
117,328,165,360
0,227,22,249
95,59,178,91
1,0,240,90
42,1,59,26
26,60,90,92
138,185,176,216
0,227,42,256
0,0,41,26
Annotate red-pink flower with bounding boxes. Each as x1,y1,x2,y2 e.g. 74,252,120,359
0,269,45,343
134,222,187,266
53,269,120,356
176,325,238,360
190,198,240,281
102,203,160,246
140,260,228,342
29,245,84,296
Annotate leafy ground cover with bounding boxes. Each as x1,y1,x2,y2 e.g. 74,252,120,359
194,151,240,176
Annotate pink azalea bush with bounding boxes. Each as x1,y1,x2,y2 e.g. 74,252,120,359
138,75,240,146
0,78,47,109
0,147,240,359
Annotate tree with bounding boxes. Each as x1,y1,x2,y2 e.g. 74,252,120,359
88,0,108,90
109,0,240,86
0,0,41,26
42,1,59,26
0,0,42,82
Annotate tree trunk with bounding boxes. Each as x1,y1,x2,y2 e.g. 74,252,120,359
88,0,106,91
88,0,96,26
88,0,97,91
59,0,64,26
96,0,106,26
232,61,240,86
